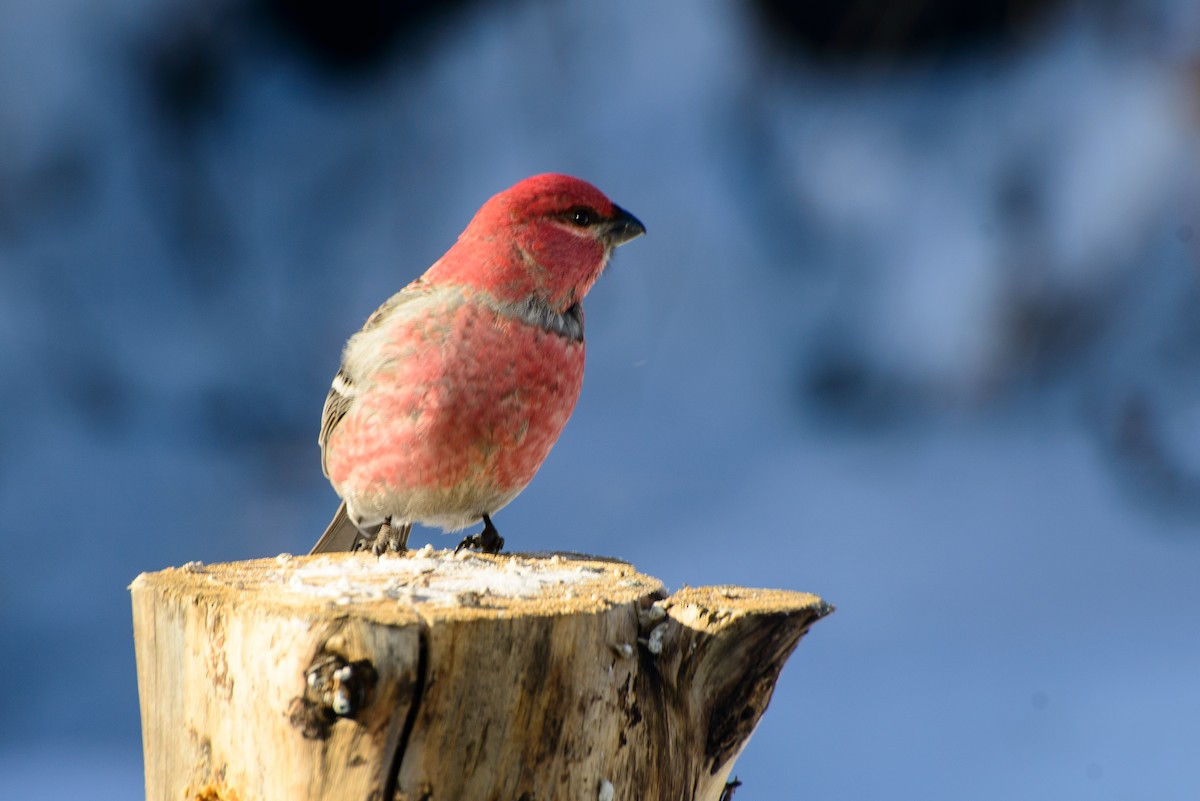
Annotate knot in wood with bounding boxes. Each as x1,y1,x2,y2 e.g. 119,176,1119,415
288,652,378,740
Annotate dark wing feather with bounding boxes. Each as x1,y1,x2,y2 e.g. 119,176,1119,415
310,500,363,553
318,371,354,477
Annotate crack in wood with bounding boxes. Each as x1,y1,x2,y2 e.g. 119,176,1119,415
385,621,429,800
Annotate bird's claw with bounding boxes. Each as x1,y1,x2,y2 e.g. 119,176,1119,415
352,519,410,555
454,533,502,554
369,538,397,557
454,514,505,555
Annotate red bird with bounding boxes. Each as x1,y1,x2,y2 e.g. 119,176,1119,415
310,174,645,554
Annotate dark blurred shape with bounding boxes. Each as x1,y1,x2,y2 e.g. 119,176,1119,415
995,163,1041,231
751,0,1062,62
143,16,230,132
253,0,478,73
1002,293,1103,384
0,145,93,245
200,383,311,449
802,348,914,427
993,164,1106,385
67,365,132,434
1109,392,1200,516
132,6,243,294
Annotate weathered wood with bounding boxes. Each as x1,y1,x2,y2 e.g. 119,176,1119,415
131,549,831,801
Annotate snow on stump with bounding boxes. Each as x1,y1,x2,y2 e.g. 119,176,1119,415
130,549,831,801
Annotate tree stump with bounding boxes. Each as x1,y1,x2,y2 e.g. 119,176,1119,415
130,549,831,801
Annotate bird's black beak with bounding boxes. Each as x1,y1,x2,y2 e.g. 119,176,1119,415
603,204,646,247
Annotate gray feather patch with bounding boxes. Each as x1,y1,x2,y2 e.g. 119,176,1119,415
505,298,584,341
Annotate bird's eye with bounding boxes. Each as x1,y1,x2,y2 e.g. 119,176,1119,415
568,207,593,227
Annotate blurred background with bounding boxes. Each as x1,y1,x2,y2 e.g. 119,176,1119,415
2,0,1199,798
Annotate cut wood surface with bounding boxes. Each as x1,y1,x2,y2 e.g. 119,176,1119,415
131,548,831,801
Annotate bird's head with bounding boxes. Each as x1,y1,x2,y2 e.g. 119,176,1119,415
432,174,645,311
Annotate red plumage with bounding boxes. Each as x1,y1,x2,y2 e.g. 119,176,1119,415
311,174,644,554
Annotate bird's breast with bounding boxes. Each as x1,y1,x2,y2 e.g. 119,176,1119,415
326,295,585,502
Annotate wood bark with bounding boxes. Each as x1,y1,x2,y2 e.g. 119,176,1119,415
131,549,831,801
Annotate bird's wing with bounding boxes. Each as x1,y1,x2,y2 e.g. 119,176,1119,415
318,280,434,477
318,369,355,477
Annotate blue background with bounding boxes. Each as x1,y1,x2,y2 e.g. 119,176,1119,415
2,1,1199,798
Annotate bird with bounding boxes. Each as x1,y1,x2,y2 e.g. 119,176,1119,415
309,173,645,555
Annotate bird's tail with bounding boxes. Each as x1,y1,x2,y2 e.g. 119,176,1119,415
310,501,370,554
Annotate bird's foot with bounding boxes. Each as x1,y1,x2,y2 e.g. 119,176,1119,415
454,514,505,555
361,519,411,555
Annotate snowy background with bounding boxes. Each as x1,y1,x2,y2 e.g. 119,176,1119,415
2,0,1199,798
